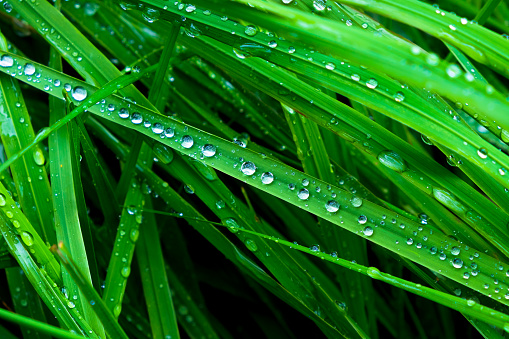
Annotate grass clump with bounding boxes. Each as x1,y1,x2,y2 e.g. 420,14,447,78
0,0,508,337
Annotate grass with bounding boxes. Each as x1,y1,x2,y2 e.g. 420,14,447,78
0,0,508,337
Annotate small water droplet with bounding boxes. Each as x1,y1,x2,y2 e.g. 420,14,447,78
245,239,258,252
350,196,363,207
358,215,367,224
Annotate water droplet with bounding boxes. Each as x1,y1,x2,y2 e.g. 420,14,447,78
181,135,194,149
452,258,463,269
351,74,360,81
377,150,407,173
216,200,225,209
350,196,363,207
297,188,309,200
121,266,131,278
261,172,274,184
244,25,258,37
302,178,309,186
130,229,139,242
363,227,373,236
20,231,34,246
127,205,137,215
406,238,414,245
131,112,142,124
325,62,335,70
418,213,428,224
241,161,256,175
143,120,152,128
477,147,488,159
164,128,175,138
288,46,296,54
313,0,326,11
225,218,240,233
358,215,367,224
325,200,340,213
451,246,460,255
394,92,405,102
282,0,293,4
268,40,278,48
71,86,87,101
24,63,36,76
64,83,71,92
33,149,45,166
366,78,378,89
0,55,13,67
118,108,129,119
185,4,196,12
446,64,462,78
202,144,216,157
0,194,7,207
152,123,164,134
245,239,258,252
12,220,20,228
288,183,296,190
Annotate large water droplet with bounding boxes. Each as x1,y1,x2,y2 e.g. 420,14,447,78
350,196,363,207
121,266,131,278
71,86,87,101
118,108,129,119
377,150,407,173
131,112,142,124
181,135,194,149
164,128,175,138
297,188,309,200
477,147,488,159
358,215,367,224
0,194,6,207
325,200,340,213
452,258,463,269
202,144,216,157
363,227,373,236
261,172,274,184
0,55,13,67
244,25,258,37
366,78,378,89
241,161,256,175
313,0,326,11
152,123,164,134
451,246,460,255
24,63,36,76
394,92,405,102
21,231,34,246
245,239,258,252
33,149,45,166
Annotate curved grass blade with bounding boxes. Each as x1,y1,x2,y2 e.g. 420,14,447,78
51,242,129,339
